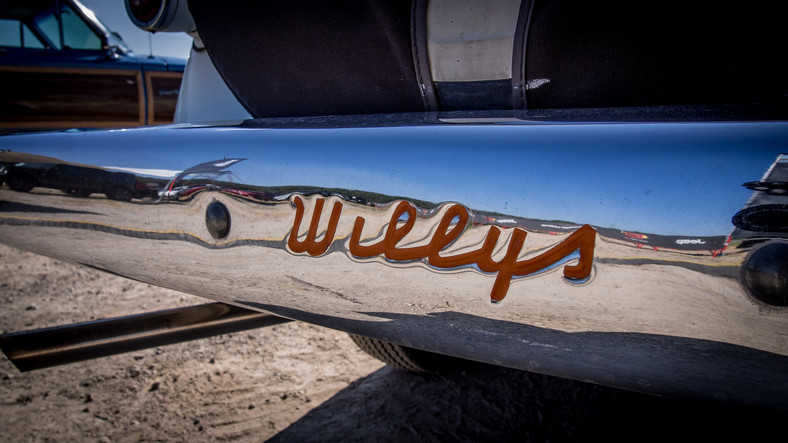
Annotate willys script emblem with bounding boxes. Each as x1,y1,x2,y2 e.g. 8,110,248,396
287,195,596,303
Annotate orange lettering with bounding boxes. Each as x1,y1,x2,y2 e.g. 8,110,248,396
289,196,596,302
287,196,343,256
477,227,529,303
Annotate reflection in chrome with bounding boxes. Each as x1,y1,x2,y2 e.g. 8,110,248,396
0,151,154,201
160,158,247,200
1,119,788,407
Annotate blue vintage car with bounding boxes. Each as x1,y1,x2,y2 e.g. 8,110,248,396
0,0,184,130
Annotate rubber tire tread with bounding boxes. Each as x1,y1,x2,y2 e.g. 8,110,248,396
349,334,471,373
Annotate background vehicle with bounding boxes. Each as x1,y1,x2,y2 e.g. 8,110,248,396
0,0,184,130
1,158,152,201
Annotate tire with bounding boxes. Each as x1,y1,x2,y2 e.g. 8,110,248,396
7,174,35,192
105,187,132,202
349,334,469,373
65,188,91,197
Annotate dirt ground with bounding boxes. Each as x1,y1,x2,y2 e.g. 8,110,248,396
1,243,785,442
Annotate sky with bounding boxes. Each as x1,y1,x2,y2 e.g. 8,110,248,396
79,0,192,60
3,122,782,236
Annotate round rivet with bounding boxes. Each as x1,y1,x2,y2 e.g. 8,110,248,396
205,201,230,240
741,242,788,307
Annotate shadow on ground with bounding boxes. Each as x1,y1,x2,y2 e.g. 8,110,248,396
270,361,786,442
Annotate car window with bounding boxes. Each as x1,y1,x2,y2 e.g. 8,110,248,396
30,1,102,51
0,18,22,46
22,22,44,49
60,3,101,50
31,5,61,49
0,19,46,49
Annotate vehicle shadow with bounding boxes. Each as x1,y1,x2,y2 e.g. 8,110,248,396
269,361,786,442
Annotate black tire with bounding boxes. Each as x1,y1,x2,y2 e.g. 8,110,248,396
349,334,469,373
105,187,132,202
7,174,35,192
65,188,91,197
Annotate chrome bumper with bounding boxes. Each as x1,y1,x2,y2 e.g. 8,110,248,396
1,116,786,407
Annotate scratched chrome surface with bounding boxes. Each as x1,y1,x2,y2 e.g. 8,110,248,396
1,118,787,406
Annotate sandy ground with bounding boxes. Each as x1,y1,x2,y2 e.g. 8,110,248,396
1,243,786,442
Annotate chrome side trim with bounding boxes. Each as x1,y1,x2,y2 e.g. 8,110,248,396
1,118,786,406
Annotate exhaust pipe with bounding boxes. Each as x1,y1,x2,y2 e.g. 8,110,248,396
0,303,290,372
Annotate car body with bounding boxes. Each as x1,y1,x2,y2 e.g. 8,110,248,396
1,0,787,409
0,0,184,130
0,152,156,200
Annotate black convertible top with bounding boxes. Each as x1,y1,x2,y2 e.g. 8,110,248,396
188,0,787,118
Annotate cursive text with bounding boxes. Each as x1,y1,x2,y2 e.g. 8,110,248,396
287,196,595,302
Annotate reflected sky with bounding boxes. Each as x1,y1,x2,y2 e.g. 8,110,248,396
3,121,785,235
